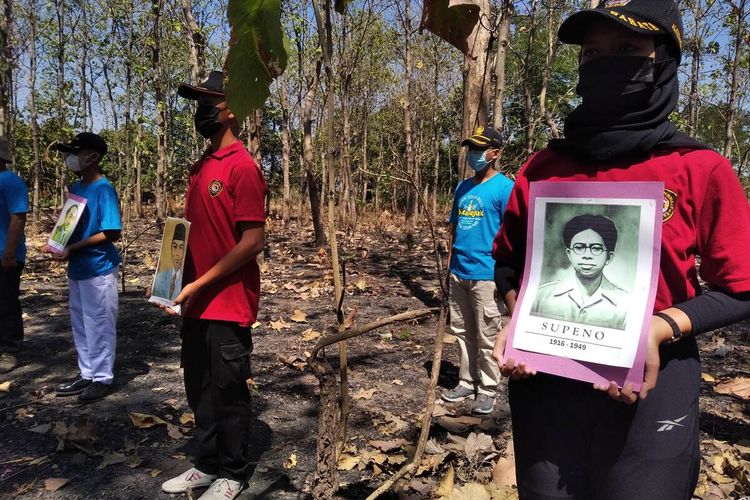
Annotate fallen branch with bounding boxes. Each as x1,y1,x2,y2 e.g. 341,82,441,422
309,307,440,362
366,305,448,500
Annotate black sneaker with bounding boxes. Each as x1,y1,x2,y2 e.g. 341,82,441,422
55,377,92,396
78,382,110,403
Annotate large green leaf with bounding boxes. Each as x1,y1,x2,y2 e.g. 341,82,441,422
224,0,288,123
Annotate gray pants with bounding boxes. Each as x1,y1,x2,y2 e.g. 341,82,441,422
449,273,503,396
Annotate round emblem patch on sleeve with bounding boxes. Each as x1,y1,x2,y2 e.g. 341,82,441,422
208,179,224,197
663,189,677,222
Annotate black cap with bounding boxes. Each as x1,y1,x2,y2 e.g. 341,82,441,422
55,132,108,156
173,223,186,241
461,125,504,150
559,0,683,62
178,70,225,100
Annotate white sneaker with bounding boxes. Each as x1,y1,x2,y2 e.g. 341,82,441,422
197,478,244,500
161,467,217,493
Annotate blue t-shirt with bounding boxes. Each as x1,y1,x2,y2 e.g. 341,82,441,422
449,173,514,280
0,170,29,263
67,177,122,280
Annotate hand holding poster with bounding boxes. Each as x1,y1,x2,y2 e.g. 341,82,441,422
503,182,663,390
47,194,87,253
149,217,191,310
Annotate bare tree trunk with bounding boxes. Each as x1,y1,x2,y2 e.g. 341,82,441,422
492,0,513,130
722,0,746,160
133,88,144,218
458,0,492,182
55,0,66,205
280,77,291,225
522,0,540,155
245,110,262,163
401,0,417,229
302,56,327,246
152,0,167,221
28,0,41,224
685,0,704,135
530,0,564,148
0,0,12,138
179,0,205,158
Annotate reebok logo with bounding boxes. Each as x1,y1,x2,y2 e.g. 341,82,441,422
656,415,687,432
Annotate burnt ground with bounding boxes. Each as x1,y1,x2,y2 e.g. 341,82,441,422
0,212,748,499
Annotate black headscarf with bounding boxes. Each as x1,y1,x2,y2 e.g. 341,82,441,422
550,42,707,161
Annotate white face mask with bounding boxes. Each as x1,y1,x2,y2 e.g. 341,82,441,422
65,154,83,172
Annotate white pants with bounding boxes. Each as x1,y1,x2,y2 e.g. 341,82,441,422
449,273,503,396
68,267,119,384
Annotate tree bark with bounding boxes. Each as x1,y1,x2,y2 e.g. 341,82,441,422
28,0,41,224
179,0,205,159
492,0,513,130
152,0,167,221
458,0,492,182
55,0,66,206
0,0,12,138
280,76,291,225
402,0,417,229
301,54,327,246
722,0,746,160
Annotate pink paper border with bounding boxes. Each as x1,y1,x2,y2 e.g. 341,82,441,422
503,181,663,390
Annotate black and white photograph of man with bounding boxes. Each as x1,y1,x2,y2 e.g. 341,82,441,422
531,208,638,330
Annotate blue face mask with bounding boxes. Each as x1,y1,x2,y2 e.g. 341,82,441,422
467,149,491,172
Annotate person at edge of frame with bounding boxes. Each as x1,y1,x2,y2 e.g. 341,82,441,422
45,132,122,404
491,1,750,499
155,70,266,500
441,125,514,415
0,136,29,374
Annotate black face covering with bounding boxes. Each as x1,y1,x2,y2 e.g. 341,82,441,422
576,56,655,115
550,43,706,161
194,104,224,139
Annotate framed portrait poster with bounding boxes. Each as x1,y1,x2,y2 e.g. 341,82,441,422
149,217,191,310
503,182,663,390
47,193,87,253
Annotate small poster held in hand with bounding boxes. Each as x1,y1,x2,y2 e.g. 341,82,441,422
149,217,191,312
504,181,663,391
47,194,87,253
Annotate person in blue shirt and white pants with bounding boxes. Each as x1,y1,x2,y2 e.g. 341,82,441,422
0,136,29,374
43,132,122,403
443,125,514,415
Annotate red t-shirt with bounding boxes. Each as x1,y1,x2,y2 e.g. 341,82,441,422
183,141,267,326
493,147,750,311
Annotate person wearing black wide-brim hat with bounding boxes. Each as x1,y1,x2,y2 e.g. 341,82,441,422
158,71,267,500
490,1,750,498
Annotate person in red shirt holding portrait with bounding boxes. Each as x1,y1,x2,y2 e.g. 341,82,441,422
159,71,266,500
491,1,750,499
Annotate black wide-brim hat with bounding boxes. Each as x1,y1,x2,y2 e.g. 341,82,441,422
559,0,683,62
178,70,225,100
54,132,108,156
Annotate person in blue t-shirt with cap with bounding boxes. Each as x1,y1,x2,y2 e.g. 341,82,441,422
0,136,29,374
442,125,514,415
42,132,122,403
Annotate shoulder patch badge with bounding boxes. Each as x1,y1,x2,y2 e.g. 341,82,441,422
208,179,224,197
663,189,677,222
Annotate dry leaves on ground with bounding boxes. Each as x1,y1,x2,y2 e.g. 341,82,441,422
714,377,750,401
290,309,307,323
44,478,69,492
